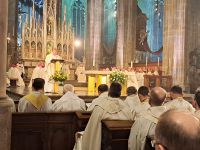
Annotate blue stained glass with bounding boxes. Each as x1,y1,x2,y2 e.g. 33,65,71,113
103,0,117,54
137,0,164,61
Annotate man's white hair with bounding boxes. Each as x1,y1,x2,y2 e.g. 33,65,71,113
63,84,74,93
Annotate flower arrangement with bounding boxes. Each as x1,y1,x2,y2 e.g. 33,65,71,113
109,71,127,85
50,71,67,82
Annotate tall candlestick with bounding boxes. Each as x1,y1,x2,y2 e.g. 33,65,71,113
12,27,14,36
131,61,133,68
93,59,95,67
145,56,148,67
83,39,86,63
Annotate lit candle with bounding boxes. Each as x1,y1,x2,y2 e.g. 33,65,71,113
158,57,160,66
131,61,133,68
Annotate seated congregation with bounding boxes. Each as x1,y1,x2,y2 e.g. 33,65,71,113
10,78,200,150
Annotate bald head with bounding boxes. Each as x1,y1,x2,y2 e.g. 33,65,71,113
155,109,200,150
149,87,166,106
63,84,74,93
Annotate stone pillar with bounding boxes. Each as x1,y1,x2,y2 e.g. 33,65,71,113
116,0,137,67
116,0,124,67
0,0,12,149
162,0,187,87
86,0,103,70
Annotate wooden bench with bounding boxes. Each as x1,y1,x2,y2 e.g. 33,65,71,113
101,120,155,150
11,112,78,150
75,111,91,131
101,120,133,150
12,112,155,150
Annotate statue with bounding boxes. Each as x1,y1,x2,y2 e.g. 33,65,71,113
47,19,52,36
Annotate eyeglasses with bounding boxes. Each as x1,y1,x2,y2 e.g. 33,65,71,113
151,139,168,150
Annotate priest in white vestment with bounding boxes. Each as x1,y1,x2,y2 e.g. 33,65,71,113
124,86,141,112
134,86,151,117
7,64,25,87
81,82,134,150
18,78,52,112
52,84,86,111
128,87,168,150
28,61,46,87
87,84,109,111
16,62,25,77
164,86,195,112
44,48,62,92
75,63,86,83
136,70,145,88
126,69,139,89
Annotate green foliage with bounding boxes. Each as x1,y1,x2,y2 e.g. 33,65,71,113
109,71,127,85
50,71,67,82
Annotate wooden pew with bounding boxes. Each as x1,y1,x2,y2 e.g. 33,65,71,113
101,120,155,150
75,111,91,131
12,112,155,150
101,120,133,150
11,112,78,150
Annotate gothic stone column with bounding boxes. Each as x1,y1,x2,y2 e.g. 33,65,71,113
116,0,124,67
123,0,137,67
0,0,13,149
86,0,103,70
162,0,187,87
116,0,137,67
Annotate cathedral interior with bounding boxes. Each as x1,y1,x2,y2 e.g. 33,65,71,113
1,0,200,149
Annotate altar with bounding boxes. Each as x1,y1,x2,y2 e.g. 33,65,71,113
84,70,112,95
84,70,139,95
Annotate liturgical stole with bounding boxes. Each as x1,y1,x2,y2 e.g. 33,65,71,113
24,93,48,109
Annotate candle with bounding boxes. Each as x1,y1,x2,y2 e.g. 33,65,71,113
131,61,133,68
93,42,96,67
13,27,14,36
145,56,148,67
93,58,95,67
158,57,160,66
83,39,86,50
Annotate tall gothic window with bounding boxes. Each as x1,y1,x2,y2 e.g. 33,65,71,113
71,0,87,39
103,0,117,55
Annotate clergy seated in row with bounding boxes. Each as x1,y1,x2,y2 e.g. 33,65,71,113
87,84,109,111
52,84,86,112
7,64,25,87
81,82,134,150
28,61,46,88
164,85,195,112
134,86,151,117
154,109,200,150
193,91,200,118
128,87,168,150
124,86,141,112
18,78,52,112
